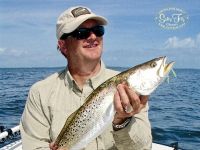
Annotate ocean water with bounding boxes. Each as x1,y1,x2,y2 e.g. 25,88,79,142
0,67,199,149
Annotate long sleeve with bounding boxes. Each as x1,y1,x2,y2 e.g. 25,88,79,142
19,67,152,150
20,85,51,150
112,104,152,150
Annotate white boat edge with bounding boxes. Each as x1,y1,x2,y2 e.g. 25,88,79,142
0,125,175,150
0,140,175,150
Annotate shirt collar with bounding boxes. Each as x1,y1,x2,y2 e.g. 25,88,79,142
90,61,106,89
64,60,106,91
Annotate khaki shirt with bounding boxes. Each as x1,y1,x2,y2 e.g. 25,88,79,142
20,62,152,150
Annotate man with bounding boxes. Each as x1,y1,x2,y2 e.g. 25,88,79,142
20,6,152,150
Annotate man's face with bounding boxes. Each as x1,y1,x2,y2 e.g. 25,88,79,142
62,19,104,63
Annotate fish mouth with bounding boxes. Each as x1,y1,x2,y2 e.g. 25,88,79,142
163,56,175,75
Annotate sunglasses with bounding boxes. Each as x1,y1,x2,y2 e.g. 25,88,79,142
60,25,105,40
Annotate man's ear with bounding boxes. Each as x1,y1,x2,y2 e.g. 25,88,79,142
58,40,68,58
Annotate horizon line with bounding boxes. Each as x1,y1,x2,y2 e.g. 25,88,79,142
0,66,199,70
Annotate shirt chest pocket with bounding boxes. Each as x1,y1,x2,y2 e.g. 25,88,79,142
49,94,82,140
50,108,74,141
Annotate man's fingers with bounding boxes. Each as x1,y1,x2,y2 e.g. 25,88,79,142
124,85,141,113
114,84,149,119
114,90,131,119
140,95,148,105
49,142,58,150
138,95,149,110
117,84,132,111
114,90,124,114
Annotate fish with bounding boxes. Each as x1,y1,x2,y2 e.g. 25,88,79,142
54,56,175,150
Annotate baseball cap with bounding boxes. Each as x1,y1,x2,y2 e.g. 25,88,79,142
56,6,108,39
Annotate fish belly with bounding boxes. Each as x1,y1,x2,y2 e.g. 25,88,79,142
70,93,115,150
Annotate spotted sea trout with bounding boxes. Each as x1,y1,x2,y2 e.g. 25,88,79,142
55,56,175,150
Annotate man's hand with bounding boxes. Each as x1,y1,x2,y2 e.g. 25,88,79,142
49,142,68,150
113,83,148,125
49,142,58,150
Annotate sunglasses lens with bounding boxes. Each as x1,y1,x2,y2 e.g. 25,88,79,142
70,25,105,40
73,29,90,40
60,26,105,40
92,26,104,37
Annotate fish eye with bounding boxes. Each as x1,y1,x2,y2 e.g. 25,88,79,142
150,62,157,68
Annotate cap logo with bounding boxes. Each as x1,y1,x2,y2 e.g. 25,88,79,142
71,7,91,17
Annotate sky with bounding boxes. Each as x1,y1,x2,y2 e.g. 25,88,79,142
0,0,200,68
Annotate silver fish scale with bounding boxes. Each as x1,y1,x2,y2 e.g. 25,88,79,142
59,85,116,148
61,91,108,145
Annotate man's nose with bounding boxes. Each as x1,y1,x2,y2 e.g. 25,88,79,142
87,31,97,39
